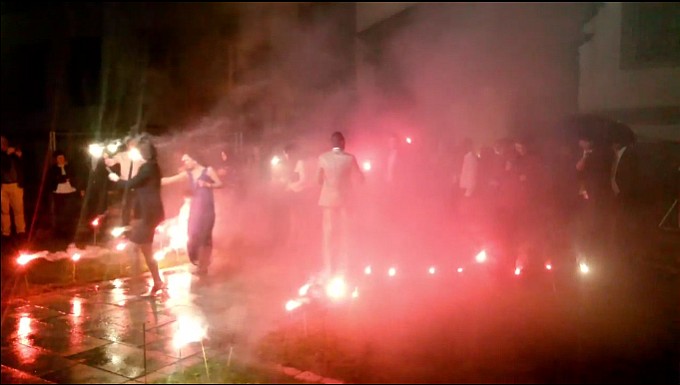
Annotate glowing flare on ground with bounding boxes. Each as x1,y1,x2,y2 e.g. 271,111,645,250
352,287,359,299
17,253,39,266
388,267,396,277
172,314,207,349
429,266,436,275
71,253,81,262
457,267,464,273
271,156,281,166
18,316,32,337
71,298,82,317
362,161,372,172
475,250,487,263
285,299,303,312
405,137,412,144
515,267,522,276
325,277,348,300
579,262,590,274
115,242,127,251
364,265,372,275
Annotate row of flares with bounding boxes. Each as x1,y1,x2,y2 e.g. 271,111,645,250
285,250,591,312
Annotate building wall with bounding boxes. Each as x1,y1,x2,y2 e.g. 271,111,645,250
578,2,680,141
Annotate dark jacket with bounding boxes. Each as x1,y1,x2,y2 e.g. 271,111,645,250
48,164,82,193
1,151,24,187
613,146,640,205
114,160,165,227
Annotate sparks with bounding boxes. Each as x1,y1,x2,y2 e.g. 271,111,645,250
71,253,81,262
285,299,303,312
153,249,166,261
88,143,104,158
515,267,522,276
475,250,487,263
428,266,436,275
388,267,396,277
545,263,552,270
115,242,127,251
579,262,590,274
405,137,412,144
17,252,39,266
128,147,143,162
91,217,100,227
325,277,348,300
298,283,311,297
271,156,281,166
111,227,126,238
364,265,372,275
106,142,119,154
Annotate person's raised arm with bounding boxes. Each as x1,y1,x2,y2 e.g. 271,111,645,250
161,172,187,186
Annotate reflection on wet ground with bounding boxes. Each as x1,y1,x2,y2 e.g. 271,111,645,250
1,261,290,384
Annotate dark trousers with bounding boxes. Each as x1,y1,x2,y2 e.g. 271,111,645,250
51,192,81,240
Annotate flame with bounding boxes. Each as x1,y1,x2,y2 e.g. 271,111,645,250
111,227,126,238
475,250,487,263
515,267,522,276
71,253,81,262
271,156,281,166
579,262,590,274
388,267,396,277
17,252,39,266
106,143,119,154
71,298,82,317
325,277,348,300
405,137,412,144
545,262,552,270
457,267,464,273
91,217,100,227
88,143,104,158
428,266,436,275
153,249,166,261
298,283,311,297
285,299,303,312
128,148,142,162
172,314,207,349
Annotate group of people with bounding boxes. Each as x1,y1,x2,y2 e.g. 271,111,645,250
451,128,640,273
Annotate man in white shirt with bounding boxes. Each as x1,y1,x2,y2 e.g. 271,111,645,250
317,132,364,277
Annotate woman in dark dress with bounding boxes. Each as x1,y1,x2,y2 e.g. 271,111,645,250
162,152,222,275
108,139,165,294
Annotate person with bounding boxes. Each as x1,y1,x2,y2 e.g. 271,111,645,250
574,131,615,267
317,132,364,277
610,129,640,263
48,150,84,241
1,135,25,241
284,143,318,251
108,138,165,295
104,136,144,226
162,152,223,276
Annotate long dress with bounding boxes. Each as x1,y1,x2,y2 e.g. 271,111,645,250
115,161,164,244
186,167,216,265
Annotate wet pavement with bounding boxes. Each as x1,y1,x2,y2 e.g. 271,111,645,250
1,255,300,384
